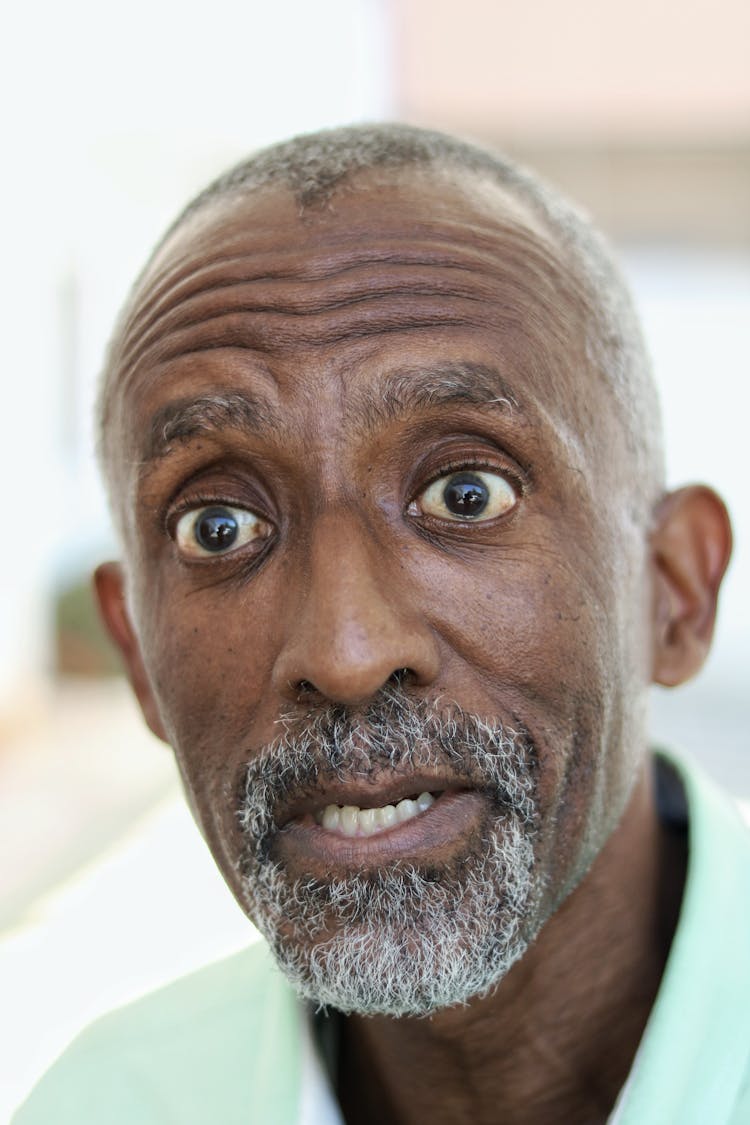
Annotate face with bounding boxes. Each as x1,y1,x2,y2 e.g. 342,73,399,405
99,170,656,1014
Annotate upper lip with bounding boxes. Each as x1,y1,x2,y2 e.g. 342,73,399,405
276,772,468,829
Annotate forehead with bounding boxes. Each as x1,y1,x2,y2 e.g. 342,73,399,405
109,169,614,487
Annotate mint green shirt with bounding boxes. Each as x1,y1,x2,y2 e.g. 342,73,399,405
13,751,750,1124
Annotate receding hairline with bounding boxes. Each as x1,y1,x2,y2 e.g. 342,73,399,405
174,123,559,221
139,157,556,300
97,123,664,523
149,124,598,277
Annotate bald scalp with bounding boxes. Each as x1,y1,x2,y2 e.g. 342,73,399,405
97,123,664,520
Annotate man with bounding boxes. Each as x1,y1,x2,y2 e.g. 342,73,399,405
14,124,748,1123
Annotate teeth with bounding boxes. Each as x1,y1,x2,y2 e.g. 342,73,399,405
358,808,377,834
340,806,359,837
314,791,436,837
322,806,341,831
395,798,417,822
377,804,398,830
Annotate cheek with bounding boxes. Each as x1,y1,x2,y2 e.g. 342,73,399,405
414,537,615,808
420,545,610,711
129,568,278,779
129,572,287,887
411,530,647,891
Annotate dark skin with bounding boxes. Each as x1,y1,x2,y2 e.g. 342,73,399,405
95,168,732,1123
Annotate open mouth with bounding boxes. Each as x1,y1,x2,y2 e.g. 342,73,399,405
314,790,442,838
271,785,489,871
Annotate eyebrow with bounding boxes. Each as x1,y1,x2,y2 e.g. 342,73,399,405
140,362,523,466
143,392,281,462
354,363,520,428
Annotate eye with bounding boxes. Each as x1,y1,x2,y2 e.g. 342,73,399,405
174,504,272,558
412,470,518,522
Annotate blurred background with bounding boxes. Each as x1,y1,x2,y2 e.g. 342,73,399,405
1,0,748,1116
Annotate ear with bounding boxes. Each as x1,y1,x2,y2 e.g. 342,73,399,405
93,562,169,744
650,486,732,687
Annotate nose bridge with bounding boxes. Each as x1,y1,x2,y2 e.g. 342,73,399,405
272,510,439,704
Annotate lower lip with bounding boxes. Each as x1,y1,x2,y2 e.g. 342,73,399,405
274,789,488,871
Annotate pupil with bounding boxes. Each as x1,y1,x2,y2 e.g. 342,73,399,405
443,474,488,517
195,507,239,552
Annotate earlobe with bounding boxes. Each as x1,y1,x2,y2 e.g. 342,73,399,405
93,562,170,744
650,486,732,687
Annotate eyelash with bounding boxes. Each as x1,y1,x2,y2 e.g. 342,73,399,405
166,492,263,531
413,456,525,503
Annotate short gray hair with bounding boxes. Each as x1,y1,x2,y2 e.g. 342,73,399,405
97,123,664,509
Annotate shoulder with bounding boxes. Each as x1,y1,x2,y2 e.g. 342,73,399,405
12,941,304,1125
656,746,750,881
616,750,750,1124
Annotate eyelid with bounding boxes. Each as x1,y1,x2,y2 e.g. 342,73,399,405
166,486,268,531
157,456,275,537
418,455,525,494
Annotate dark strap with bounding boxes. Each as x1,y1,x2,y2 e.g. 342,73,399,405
654,754,689,832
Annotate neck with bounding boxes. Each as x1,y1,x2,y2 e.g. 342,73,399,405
337,759,686,1125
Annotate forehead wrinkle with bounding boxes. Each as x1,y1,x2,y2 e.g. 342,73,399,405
138,209,562,329
120,271,521,373
110,215,594,484
127,242,508,347
120,248,398,362
118,251,578,376
117,218,574,376
123,305,510,372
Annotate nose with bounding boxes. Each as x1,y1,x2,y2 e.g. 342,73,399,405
271,514,440,706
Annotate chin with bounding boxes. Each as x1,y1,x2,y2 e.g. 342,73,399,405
243,813,540,1018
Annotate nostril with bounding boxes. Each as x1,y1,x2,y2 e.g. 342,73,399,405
295,679,316,696
290,669,416,705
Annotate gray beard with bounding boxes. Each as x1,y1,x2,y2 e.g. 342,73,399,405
236,689,540,1017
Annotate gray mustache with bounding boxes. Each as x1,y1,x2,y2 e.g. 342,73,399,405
237,688,539,856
